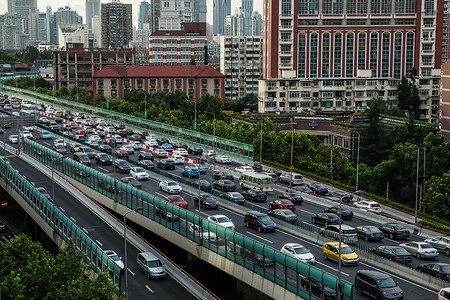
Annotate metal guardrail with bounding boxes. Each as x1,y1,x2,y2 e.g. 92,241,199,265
2,86,254,162
23,138,354,299
0,156,123,293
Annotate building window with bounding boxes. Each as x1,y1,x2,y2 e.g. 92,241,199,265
214,89,220,95
150,79,156,88
124,79,130,88
298,33,306,78
343,138,349,148
323,0,342,14
370,32,379,77
189,79,194,87
111,80,116,88
358,32,366,70
381,32,390,77
310,33,318,77
163,80,169,87
393,32,402,79
137,79,143,88
214,79,220,88
298,0,319,14
334,136,338,145
322,33,330,77
281,0,291,15
346,32,354,77
111,90,117,97
98,80,103,88
176,79,182,88
405,32,414,76
334,32,342,77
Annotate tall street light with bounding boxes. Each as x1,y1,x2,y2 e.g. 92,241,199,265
405,142,420,225
286,125,294,192
354,131,361,191
204,111,216,170
259,116,263,162
124,206,143,300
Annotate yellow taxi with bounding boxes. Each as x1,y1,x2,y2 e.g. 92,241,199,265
323,241,359,265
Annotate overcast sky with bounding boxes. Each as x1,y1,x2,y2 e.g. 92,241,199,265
0,0,262,28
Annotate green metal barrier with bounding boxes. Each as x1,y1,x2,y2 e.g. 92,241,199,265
0,156,122,293
3,86,254,161
23,138,353,299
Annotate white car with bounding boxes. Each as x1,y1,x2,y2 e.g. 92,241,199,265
207,214,235,231
152,148,168,158
205,149,217,156
280,243,315,264
439,288,450,300
215,155,232,164
189,224,217,243
104,250,124,269
173,148,188,156
235,166,254,173
8,135,18,143
145,139,158,148
53,139,67,147
279,172,304,185
399,241,439,259
130,141,142,150
23,126,34,132
173,155,185,165
88,135,101,143
159,180,182,193
120,144,134,154
86,140,99,147
20,131,33,139
353,200,382,212
130,166,149,181
113,135,123,144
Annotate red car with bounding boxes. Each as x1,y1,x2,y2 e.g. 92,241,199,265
114,150,129,158
76,130,88,136
269,199,295,211
165,195,188,209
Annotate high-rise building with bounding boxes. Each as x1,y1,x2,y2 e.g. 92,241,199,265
193,0,207,23
101,1,133,48
213,0,231,35
241,0,253,15
85,0,100,34
7,0,37,17
224,9,262,36
138,1,151,30
443,0,450,64
259,0,444,124
159,0,192,30
149,0,161,33
0,13,28,50
220,36,261,100
54,6,83,25
45,6,53,44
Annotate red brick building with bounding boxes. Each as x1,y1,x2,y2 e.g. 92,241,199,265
440,59,450,142
90,65,225,100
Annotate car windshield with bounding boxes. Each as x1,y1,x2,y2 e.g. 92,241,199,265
377,277,396,288
168,182,178,186
203,194,214,201
289,192,301,197
135,168,145,173
148,260,163,268
217,216,231,223
223,172,231,176
172,196,184,202
293,175,302,179
257,216,271,222
283,210,295,216
109,253,120,261
391,224,404,230
371,204,381,208
294,247,309,254
392,248,409,255
119,162,129,167
342,229,356,234
442,265,450,272
366,226,380,232
128,178,139,184
340,247,353,254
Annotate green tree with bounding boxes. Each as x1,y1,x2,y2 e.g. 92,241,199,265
423,172,450,219
203,45,210,65
397,75,421,121
22,46,40,64
0,234,122,299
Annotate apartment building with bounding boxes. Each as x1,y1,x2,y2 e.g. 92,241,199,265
149,22,208,66
259,0,444,123
101,1,133,48
90,65,225,100
53,42,136,90
220,36,261,100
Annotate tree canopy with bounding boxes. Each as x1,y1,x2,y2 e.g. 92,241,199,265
0,234,122,300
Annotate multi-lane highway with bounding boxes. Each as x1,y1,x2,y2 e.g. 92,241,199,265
0,99,447,299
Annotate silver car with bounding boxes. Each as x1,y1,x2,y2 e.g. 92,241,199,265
425,236,450,256
399,241,439,259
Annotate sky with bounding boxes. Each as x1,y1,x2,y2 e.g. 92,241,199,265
0,0,263,29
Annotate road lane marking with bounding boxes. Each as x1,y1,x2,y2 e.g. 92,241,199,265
246,231,273,243
95,240,103,246
127,269,135,276
314,261,349,276
297,208,316,215
383,238,400,244
43,142,50,146
145,285,154,293
31,182,35,186
154,192,166,198
59,207,65,212
195,209,210,217
70,217,76,223
83,228,88,233
97,166,109,172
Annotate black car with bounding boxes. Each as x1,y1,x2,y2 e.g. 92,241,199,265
268,209,298,224
95,153,112,165
98,144,112,153
378,223,410,239
212,170,234,181
117,129,127,137
369,246,413,265
131,134,142,141
188,147,203,155
213,179,236,192
240,248,273,266
244,211,276,232
199,180,212,192
156,159,175,170
121,177,142,189
416,263,450,280
277,190,303,204
355,225,384,241
241,189,267,202
300,277,339,300
70,142,83,153
327,191,353,203
193,193,219,209
311,213,342,226
123,128,134,136
114,159,131,173
297,184,314,193
324,205,354,220
138,151,154,161
248,162,263,172
308,183,328,195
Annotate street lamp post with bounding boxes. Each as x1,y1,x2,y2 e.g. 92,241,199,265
354,131,361,191
124,206,143,300
259,117,263,162
204,111,216,170
286,125,294,192
406,142,420,225
110,105,120,182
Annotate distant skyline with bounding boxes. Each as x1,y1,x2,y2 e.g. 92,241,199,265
0,0,262,31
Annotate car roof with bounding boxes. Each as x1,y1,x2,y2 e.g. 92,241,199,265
357,269,391,279
246,210,267,216
284,243,304,248
325,241,350,247
326,224,355,230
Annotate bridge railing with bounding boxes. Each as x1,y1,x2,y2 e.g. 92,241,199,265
23,138,354,299
0,156,123,293
3,85,254,162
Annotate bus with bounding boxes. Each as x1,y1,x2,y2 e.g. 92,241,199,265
239,172,274,192
20,103,38,116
